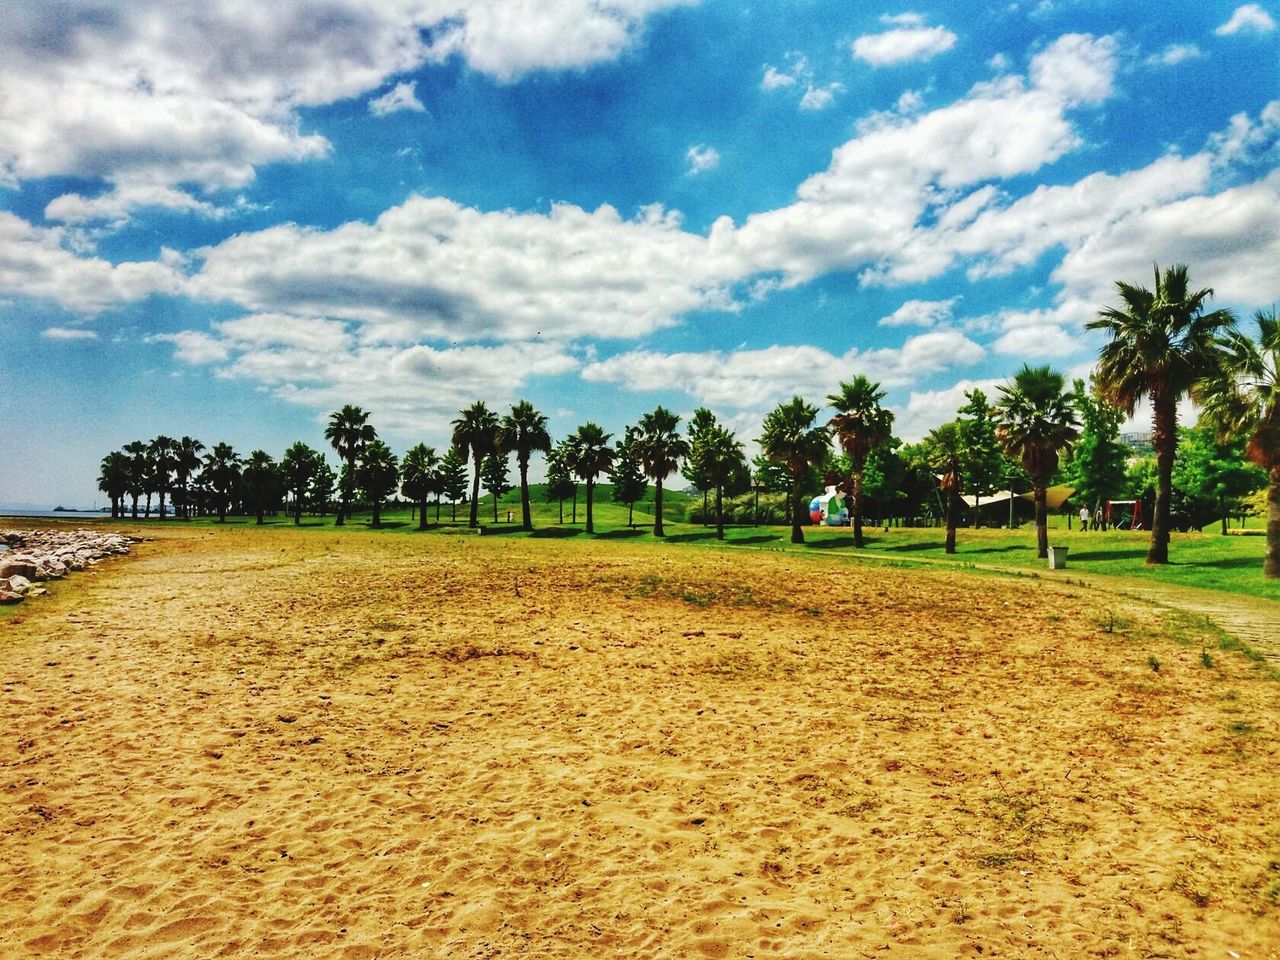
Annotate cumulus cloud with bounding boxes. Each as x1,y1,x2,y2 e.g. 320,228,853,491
799,83,844,111
686,144,721,174
41,327,98,341
892,378,1004,441
852,20,957,66
761,64,798,90
1215,4,1277,35
878,297,960,327
1146,43,1201,67
368,80,426,117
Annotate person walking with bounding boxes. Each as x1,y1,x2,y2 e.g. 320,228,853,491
1079,505,1091,531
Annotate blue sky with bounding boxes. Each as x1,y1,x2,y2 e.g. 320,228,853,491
3,0,1279,507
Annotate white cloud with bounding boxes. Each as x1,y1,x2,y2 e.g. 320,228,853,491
1027,32,1117,105
878,297,960,327
146,331,231,365
686,144,721,174
879,12,927,27
369,80,426,117
761,65,798,90
1146,43,1202,67
41,327,98,341
800,83,844,111
1215,4,1277,35
892,378,1004,441
852,24,957,66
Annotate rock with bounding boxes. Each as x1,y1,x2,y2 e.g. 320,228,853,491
0,589,21,605
3,575,32,595
0,560,39,580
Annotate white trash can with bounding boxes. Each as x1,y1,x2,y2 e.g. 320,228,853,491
1048,546,1069,569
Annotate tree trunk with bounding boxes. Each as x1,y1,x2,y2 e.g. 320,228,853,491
1148,392,1177,564
1266,471,1280,578
372,501,381,528
256,506,265,525
558,498,564,524
853,468,865,548
468,455,481,528
628,501,634,528
714,483,725,540
520,460,532,531
972,494,980,529
571,490,577,524
1035,485,1048,559
654,479,665,537
585,479,595,533
294,490,303,524
418,496,428,531
1220,495,1228,536
790,474,805,544
944,489,957,554
753,486,759,526
492,489,498,523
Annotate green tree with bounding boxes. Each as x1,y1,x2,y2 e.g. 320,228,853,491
682,407,718,525
401,444,441,531
544,442,578,524
700,425,746,540
632,406,689,537
609,431,649,528
325,405,377,526
98,451,129,518
173,436,205,519
827,376,895,546
1173,425,1266,534
1060,377,1127,519
451,401,499,528
202,442,241,523
147,435,178,520
924,422,965,554
1197,307,1280,575
564,423,614,534
241,450,280,525
497,400,552,531
481,451,512,522
994,364,1079,559
123,439,148,519
310,457,337,517
358,439,400,527
1087,264,1236,563
759,397,830,544
281,442,321,525
957,389,1007,528
438,447,470,523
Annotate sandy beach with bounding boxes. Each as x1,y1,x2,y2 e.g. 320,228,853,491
2,523,1278,958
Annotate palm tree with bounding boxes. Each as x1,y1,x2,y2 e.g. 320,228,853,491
122,440,148,519
451,401,499,528
202,443,241,522
759,397,830,544
632,406,689,537
926,421,965,555
497,400,552,531
1197,307,1280,577
401,443,440,531
1087,264,1236,563
98,451,129,518
358,440,400,528
148,436,178,519
564,423,614,534
280,442,320,524
701,425,746,540
994,365,1080,559
174,436,204,519
325,405,377,526
827,376,895,547
241,450,278,525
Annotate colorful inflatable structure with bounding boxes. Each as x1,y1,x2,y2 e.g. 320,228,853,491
809,486,848,526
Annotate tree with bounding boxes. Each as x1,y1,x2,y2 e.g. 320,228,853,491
700,425,746,540
173,436,205,519
438,447,470,522
925,422,965,554
451,401,499,528
98,451,129,518
123,439,149,519
497,400,552,531
1088,264,1236,563
241,450,279,525
401,444,440,531
1196,306,1280,574
994,364,1080,559
358,439,400,527
957,389,1007,528
1172,425,1265,533
544,442,577,525
147,435,178,520
202,443,241,522
1058,377,1128,523
683,407,718,525
310,457,337,517
325,405,377,526
281,442,321,525
609,431,649,528
827,376,894,546
564,423,614,534
759,397,830,544
632,406,688,537
481,451,512,522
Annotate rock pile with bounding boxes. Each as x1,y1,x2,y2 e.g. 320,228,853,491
0,529,137,605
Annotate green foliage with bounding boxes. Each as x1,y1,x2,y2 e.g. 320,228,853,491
357,439,399,525
1172,424,1266,529
1060,377,1127,509
438,446,470,517
958,388,1007,499
609,433,648,522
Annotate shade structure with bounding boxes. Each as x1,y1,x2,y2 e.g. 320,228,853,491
959,485,1075,509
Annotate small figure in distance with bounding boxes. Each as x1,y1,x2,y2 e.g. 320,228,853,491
1094,507,1105,532
1079,504,1090,532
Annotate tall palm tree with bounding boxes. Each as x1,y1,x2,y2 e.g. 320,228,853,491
451,401,499,528
701,425,746,540
632,406,689,537
827,376,895,547
147,436,178,519
241,450,278,525
497,400,552,531
358,439,400,528
174,436,204,519
98,451,129,519
122,440,148,519
994,365,1080,559
281,442,320,525
564,423,614,534
759,397,830,544
202,443,242,522
926,421,965,555
1087,264,1236,563
1197,307,1280,577
325,405,377,526
401,443,441,531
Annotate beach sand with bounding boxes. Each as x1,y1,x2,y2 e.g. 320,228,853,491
2,523,1278,958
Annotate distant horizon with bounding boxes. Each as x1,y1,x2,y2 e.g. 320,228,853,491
4,1,1279,507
